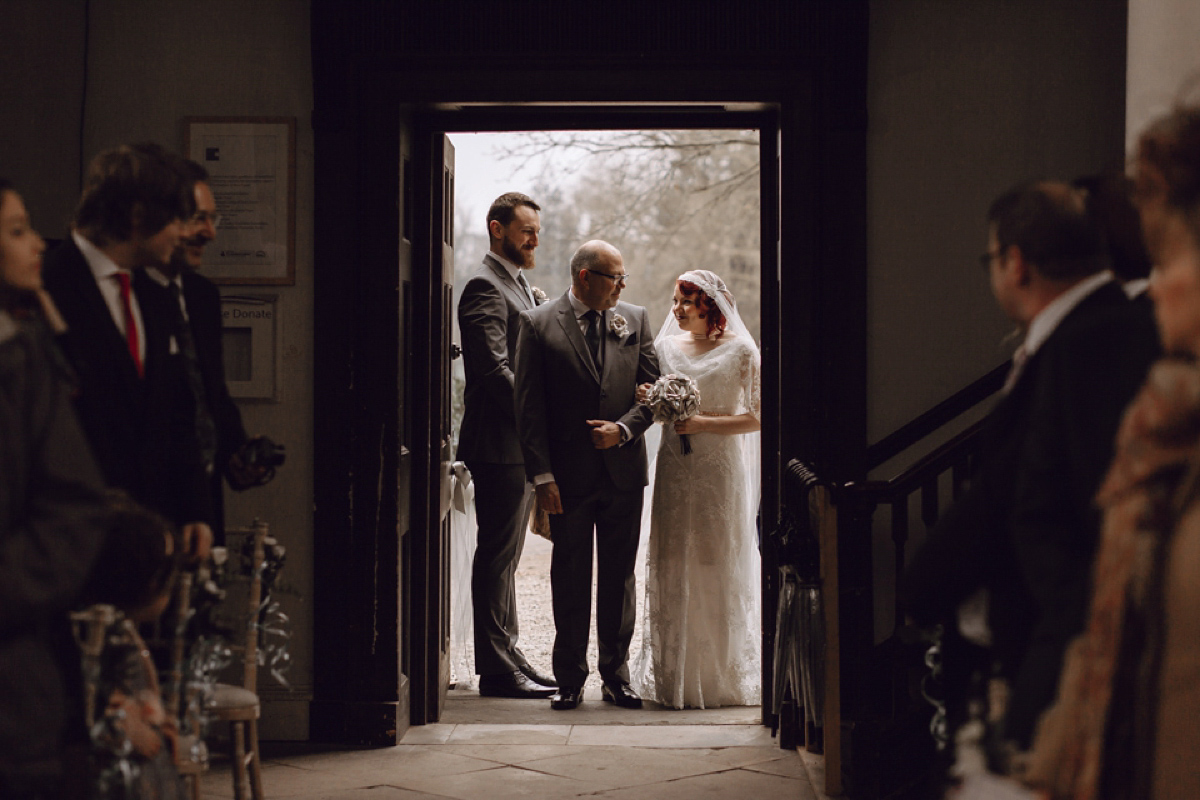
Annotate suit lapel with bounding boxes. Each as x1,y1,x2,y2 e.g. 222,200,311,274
483,254,533,311
60,241,142,387
555,296,600,384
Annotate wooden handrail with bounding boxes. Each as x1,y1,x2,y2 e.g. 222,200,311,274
864,362,1008,471
852,416,989,500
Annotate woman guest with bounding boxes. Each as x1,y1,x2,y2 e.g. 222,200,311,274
1025,106,1200,799
0,180,107,798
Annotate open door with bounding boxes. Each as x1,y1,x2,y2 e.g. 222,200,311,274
408,131,455,724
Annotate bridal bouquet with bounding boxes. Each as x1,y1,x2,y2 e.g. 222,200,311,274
644,373,701,454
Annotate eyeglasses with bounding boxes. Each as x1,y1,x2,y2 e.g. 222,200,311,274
190,211,223,229
588,270,629,286
979,251,999,269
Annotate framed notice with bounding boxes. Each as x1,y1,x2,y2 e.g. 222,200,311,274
184,117,296,285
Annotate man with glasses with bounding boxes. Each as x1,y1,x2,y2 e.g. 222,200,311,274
515,239,659,710
905,181,1159,773
144,158,265,544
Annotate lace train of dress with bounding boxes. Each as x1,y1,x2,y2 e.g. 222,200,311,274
632,333,761,708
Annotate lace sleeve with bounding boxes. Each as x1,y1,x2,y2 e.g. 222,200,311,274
740,341,761,422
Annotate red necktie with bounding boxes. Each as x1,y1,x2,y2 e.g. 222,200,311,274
113,272,143,377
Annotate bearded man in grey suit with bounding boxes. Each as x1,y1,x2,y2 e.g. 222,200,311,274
515,240,660,710
457,192,557,698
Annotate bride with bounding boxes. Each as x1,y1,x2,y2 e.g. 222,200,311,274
632,269,761,709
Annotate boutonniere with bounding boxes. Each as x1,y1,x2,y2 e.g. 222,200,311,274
531,286,548,305
609,313,629,338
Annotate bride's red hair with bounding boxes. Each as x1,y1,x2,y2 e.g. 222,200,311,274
677,280,727,339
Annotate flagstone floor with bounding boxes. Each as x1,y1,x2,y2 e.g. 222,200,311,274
198,690,833,799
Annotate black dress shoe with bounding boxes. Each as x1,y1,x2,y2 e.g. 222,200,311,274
517,663,558,688
550,687,584,710
601,681,644,709
478,670,556,699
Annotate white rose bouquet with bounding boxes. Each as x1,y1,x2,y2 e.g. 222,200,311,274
643,373,702,454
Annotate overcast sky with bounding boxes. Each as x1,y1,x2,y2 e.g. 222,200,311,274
448,131,589,233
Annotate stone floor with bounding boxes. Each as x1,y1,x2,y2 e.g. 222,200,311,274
198,690,835,799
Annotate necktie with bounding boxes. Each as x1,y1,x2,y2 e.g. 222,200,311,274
168,281,218,474
113,272,143,377
516,270,534,305
584,310,602,366
1002,344,1028,395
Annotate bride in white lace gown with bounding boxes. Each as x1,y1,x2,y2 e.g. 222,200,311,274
632,269,761,709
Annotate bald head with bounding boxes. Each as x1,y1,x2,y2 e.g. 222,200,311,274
570,240,626,312
570,240,621,281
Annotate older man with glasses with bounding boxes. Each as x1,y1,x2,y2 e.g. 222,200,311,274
514,239,660,711
144,157,268,545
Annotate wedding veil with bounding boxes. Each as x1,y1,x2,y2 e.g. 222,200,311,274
652,269,762,531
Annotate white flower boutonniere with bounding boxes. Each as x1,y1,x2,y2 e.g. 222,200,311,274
531,286,548,305
609,313,630,338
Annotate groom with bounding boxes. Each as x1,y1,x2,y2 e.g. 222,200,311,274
457,192,556,698
514,240,660,710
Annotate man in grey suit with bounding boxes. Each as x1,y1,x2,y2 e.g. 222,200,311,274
515,240,660,710
457,192,556,698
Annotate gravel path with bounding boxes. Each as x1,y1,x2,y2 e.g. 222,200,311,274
451,521,649,696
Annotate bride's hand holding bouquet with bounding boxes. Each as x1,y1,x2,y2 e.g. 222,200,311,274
640,373,702,454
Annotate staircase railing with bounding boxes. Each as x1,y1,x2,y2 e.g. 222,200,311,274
779,362,1009,798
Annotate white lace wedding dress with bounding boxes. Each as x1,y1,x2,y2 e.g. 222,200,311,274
632,332,762,708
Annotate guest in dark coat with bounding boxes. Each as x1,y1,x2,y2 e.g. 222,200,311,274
143,159,267,544
41,144,213,560
0,180,106,799
906,182,1161,761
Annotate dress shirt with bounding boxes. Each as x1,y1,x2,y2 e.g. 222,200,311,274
1123,277,1150,299
145,267,189,321
489,251,535,306
567,288,602,337
1021,271,1114,359
72,230,146,365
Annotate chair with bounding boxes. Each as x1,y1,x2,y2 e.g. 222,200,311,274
166,570,206,800
211,519,268,800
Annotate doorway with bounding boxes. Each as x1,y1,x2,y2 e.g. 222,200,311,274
445,128,765,702
310,87,855,749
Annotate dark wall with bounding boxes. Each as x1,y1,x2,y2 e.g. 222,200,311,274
867,0,1129,445
0,0,87,234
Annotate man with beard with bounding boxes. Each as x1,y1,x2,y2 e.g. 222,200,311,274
143,158,267,544
456,192,556,697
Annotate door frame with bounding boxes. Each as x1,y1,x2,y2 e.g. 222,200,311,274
312,56,868,742
412,103,782,725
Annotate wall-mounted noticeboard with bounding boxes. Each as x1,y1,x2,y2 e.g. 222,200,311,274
184,117,296,285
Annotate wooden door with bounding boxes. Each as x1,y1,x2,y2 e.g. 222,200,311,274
408,131,455,724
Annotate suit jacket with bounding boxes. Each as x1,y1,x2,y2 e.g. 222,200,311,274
906,279,1161,745
456,254,535,464
41,237,212,526
514,292,659,496
181,270,248,476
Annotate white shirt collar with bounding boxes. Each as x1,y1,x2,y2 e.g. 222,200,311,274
1023,271,1114,356
144,267,182,291
568,288,598,319
488,251,524,283
72,230,127,282
1124,277,1150,299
